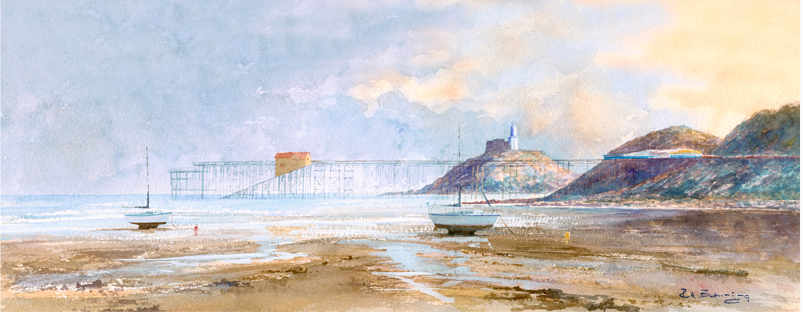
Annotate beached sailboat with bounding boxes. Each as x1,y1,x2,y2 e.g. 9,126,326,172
428,187,500,235
428,125,499,235
124,147,171,229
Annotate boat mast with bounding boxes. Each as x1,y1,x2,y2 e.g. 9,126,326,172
123,147,151,209
457,186,462,208
457,124,461,161
146,147,150,209
457,124,461,207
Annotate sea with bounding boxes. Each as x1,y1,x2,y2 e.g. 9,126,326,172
3,193,729,245
0,194,448,241
0,194,693,241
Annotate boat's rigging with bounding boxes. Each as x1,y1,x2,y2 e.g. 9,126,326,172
123,147,171,229
426,124,500,235
146,146,149,209
153,178,178,229
453,125,530,236
124,147,150,209
455,124,462,206
458,123,461,162
482,191,492,208
495,215,537,237
430,123,462,209
481,188,533,237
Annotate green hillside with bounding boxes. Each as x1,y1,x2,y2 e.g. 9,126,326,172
713,102,800,156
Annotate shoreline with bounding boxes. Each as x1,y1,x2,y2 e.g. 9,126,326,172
2,206,798,311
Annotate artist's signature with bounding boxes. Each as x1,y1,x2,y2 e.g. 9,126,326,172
679,288,749,304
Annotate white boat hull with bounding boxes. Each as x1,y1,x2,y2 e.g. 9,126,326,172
429,213,499,235
125,211,171,229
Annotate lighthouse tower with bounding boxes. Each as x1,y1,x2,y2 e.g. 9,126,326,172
508,124,518,150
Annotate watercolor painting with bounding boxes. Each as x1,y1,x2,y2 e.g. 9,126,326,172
2,1,799,311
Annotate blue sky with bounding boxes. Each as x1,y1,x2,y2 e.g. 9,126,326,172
2,0,798,194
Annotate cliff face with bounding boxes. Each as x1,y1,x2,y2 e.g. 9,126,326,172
549,104,800,201
607,126,721,155
547,158,799,200
712,102,800,156
417,150,578,194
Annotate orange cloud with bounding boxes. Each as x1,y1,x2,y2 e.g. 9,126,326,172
350,57,477,115
350,78,398,116
559,78,644,157
595,0,800,136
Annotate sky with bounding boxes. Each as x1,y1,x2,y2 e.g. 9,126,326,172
2,0,799,195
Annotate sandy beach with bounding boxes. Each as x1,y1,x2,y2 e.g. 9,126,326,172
2,205,799,312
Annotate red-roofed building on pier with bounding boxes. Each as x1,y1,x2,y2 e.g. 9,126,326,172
274,152,311,177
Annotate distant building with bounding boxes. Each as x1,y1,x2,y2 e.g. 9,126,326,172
508,124,518,150
484,125,519,154
603,149,702,160
669,149,703,158
275,152,311,177
485,139,510,154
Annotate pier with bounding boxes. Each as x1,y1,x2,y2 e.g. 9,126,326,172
170,159,603,199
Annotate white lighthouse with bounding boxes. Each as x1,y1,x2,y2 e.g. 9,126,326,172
508,124,518,150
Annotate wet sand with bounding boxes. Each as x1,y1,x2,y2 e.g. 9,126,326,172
2,207,799,311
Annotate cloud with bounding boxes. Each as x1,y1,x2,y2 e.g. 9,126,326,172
349,57,475,115
594,0,800,137
5,0,790,194
409,50,452,68
346,0,668,158
350,78,399,116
